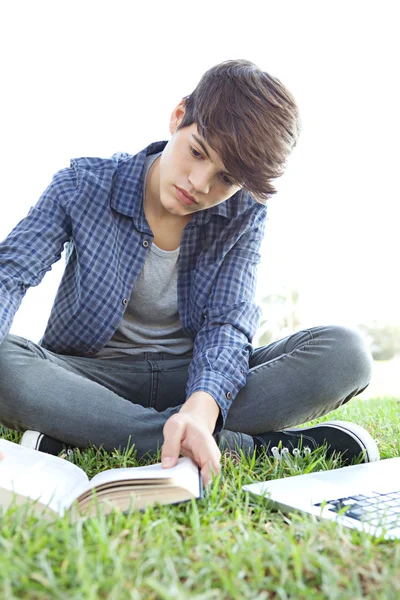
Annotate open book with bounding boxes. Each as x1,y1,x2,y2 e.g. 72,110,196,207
0,439,202,517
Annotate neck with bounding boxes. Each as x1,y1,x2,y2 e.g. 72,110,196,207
144,155,167,220
144,154,193,231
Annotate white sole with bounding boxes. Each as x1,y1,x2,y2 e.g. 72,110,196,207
20,430,43,451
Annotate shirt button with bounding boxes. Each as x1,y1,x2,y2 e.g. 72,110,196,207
143,240,149,248
122,298,128,306
226,392,232,400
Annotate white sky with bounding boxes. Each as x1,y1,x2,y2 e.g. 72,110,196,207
0,0,399,344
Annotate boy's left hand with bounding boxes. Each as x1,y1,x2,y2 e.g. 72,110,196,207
161,393,221,486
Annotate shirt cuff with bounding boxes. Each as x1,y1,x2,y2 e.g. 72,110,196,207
186,371,246,432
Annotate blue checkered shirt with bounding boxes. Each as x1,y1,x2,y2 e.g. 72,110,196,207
0,141,267,429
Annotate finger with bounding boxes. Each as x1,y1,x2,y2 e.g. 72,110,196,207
182,445,220,484
201,459,221,487
192,438,221,484
180,447,195,461
161,415,185,468
199,446,221,486
201,464,211,487
199,439,222,474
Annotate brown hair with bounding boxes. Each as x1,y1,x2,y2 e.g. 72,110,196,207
178,59,301,203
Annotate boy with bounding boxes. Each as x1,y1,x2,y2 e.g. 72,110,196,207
0,60,378,486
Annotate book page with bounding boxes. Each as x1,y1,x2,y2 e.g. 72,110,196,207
0,439,88,516
66,456,201,507
77,485,199,515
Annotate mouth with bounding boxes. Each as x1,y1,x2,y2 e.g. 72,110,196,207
175,186,198,206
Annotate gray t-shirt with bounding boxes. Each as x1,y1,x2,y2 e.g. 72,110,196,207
97,152,194,358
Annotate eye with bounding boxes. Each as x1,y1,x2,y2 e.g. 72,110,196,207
190,144,235,187
221,174,234,186
190,146,203,159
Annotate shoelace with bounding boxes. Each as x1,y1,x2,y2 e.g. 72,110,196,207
270,446,312,461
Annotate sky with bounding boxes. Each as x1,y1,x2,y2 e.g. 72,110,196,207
0,0,399,345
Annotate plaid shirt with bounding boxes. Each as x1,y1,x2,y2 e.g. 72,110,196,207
0,141,267,429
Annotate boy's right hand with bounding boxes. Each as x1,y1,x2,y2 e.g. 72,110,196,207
161,411,221,486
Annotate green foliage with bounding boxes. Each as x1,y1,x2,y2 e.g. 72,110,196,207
1,398,400,599
359,323,400,361
257,288,301,347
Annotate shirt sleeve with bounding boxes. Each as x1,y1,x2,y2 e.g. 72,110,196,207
185,206,267,431
0,169,75,345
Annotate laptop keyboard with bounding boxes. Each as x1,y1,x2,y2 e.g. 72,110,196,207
315,491,400,529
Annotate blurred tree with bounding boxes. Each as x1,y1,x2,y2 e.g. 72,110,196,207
359,323,400,361
256,288,301,347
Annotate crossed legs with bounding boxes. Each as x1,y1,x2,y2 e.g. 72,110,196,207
0,326,372,457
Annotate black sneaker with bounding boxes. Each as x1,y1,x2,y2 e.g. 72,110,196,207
20,430,74,457
253,420,380,463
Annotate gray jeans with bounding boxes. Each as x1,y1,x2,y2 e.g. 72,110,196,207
0,326,372,456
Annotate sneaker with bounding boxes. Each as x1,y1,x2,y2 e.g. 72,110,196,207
20,430,73,457
253,420,380,463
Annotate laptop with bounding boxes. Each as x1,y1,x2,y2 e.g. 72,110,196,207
243,458,400,539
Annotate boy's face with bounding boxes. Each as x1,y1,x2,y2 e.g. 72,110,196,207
158,101,241,217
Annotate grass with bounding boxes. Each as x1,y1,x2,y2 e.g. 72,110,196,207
1,397,400,599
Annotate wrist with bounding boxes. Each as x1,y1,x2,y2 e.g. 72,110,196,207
179,391,220,432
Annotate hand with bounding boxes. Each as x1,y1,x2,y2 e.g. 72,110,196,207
161,407,221,486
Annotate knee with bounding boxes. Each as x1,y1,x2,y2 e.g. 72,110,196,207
0,333,28,354
0,334,29,375
322,325,373,390
0,334,34,430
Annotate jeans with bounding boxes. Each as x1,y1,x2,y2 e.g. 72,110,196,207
0,326,372,457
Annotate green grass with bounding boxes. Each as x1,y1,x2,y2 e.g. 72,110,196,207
1,397,400,599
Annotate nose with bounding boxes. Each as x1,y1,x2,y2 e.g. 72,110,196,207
188,165,212,195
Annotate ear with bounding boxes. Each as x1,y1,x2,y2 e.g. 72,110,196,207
169,99,186,135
